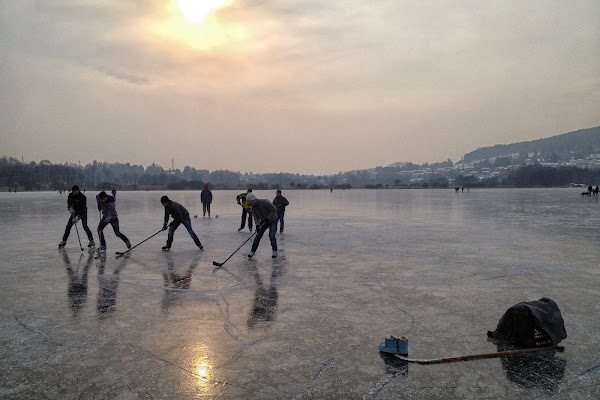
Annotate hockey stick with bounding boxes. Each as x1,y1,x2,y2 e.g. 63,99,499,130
212,231,257,267
74,220,84,251
394,345,564,364
116,229,163,256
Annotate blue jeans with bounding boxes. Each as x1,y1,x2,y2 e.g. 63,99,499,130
98,218,129,247
251,220,277,252
63,212,94,241
276,212,285,232
167,218,201,247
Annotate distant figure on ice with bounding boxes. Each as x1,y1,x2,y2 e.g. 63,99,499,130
236,188,253,232
111,188,117,198
246,193,278,259
59,185,95,248
588,185,593,195
96,191,130,251
272,190,289,233
594,186,599,196
200,184,212,217
161,195,204,251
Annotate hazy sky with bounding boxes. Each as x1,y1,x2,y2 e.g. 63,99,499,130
1,1,598,174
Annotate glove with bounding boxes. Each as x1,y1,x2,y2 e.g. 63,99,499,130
162,224,168,231
72,215,80,224
68,207,75,215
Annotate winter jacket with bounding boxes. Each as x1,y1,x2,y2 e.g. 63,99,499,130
163,200,191,225
272,195,289,215
251,199,278,227
487,297,567,347
96,195,118,223
236,193,253,210
68,192,88,216
200,189,212,204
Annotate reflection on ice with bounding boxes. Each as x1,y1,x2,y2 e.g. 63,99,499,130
97,252,129,316
162,252,200,311
497,342,567,393
247,262,283,328
60,249,93,317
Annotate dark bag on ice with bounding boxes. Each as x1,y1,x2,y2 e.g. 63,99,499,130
487,297,567,348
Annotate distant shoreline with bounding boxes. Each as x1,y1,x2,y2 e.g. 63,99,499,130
1,185,583,193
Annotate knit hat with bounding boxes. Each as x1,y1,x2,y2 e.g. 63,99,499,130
72,185,80,191
246,193,257,201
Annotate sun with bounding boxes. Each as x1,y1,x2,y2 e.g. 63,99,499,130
176,0,228,24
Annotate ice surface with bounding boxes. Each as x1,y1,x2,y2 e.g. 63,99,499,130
0,189,599,399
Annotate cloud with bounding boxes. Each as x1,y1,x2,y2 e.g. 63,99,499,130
0,0,598,174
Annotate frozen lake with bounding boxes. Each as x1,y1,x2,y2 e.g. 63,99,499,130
1,188,599,399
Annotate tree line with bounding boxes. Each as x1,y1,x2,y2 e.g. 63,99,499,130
2,156,600,191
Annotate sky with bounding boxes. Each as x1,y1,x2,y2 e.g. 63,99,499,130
0,1,599,175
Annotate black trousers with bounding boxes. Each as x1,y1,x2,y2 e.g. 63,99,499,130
63,212,93,241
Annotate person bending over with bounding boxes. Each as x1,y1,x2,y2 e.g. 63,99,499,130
246,193,278,259
96,191,130,251
161,195,204,251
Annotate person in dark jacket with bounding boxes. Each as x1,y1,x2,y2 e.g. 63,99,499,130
200,184,213,217
272,190,289,233
246,193,278,258
96,191,130,251
59,185,95,248
161,196,204,251
236,188,253,232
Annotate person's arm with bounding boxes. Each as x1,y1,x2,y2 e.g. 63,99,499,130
283,197,289,207
163,207,169,229
67,194,75,214
252,207,260,227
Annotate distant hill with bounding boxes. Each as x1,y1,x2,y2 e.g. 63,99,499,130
462,126,600,163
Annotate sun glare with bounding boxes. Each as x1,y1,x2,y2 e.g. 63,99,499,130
146,0,245,52
177,0,228,24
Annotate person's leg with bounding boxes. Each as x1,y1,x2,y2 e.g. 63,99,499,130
80,212,93,240
278,212,285,232
207,203,210,217
250,223,268,253
182,218,202,247
109,219,129,244
240,208,247,229
268,221,278,251
166,221,180,247
62,216,74,241
202,203,207,216
98,220,108,247
248,211,253,231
